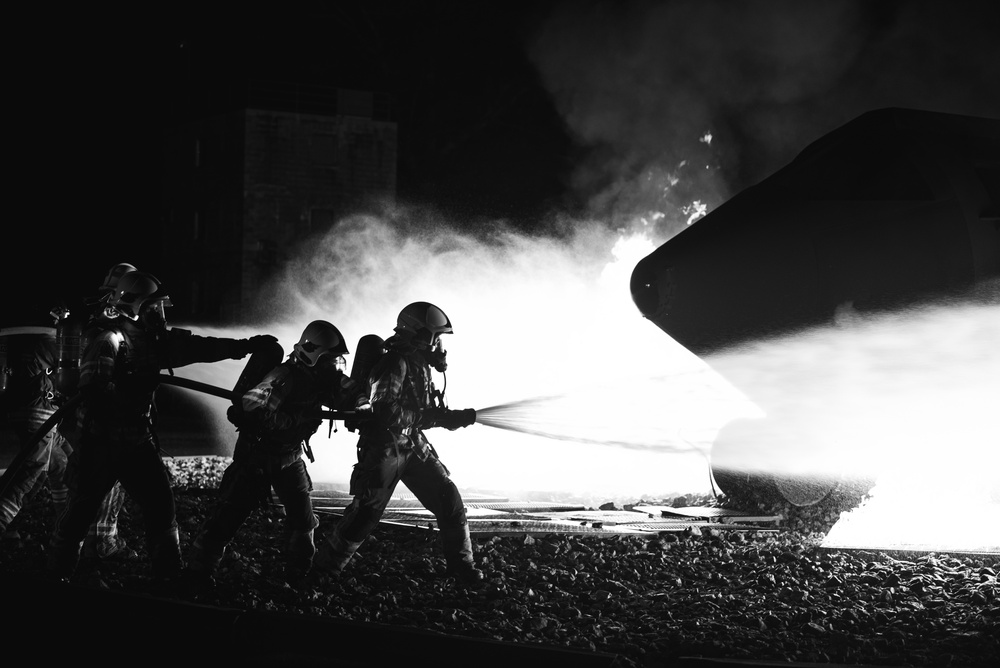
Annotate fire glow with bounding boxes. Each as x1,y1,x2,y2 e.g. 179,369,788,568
172,213,1000,554
174,214,758,505
707,294,1000,554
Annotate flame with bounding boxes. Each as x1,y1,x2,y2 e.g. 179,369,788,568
682,199,707,225
822,465,1000,554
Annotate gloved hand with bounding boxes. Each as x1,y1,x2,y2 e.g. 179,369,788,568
435,408,477,431
237,334,279,357
227,405,264,432
226,405,244,428
418,406,446,429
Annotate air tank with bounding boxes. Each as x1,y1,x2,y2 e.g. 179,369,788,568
0,326,57,397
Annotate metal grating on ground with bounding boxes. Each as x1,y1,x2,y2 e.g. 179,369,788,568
314,499,782,536
634,504,783,525
310,487,513,504
466,501,587,512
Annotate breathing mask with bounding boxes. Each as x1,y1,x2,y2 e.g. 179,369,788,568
426,335,448,373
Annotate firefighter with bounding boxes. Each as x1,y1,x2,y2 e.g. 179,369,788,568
312,302,482,584
184,320,371,591
0,262,138,553
55,262,140,563
0,316,70,543
47,271,277,588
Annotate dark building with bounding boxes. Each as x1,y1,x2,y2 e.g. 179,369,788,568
159,82,397,324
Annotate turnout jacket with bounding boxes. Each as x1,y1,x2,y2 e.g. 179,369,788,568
240,360,369,457
364,347,439,460
66,323,251,444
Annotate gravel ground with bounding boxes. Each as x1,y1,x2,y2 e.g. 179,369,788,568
2,455,997,667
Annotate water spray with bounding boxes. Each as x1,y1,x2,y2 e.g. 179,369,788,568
474,396,705,455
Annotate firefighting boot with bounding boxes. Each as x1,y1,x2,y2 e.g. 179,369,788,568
284,528,317,585
440,522,483,585
312,530,363,580
180,532,219,598
147,526,184,596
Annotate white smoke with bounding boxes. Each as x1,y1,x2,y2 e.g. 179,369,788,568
174,209,758,504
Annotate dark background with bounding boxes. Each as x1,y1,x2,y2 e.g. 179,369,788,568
6,0,999,325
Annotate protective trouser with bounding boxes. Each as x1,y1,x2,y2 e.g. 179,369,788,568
1,408,70,534
83,481,127,558
313,529,364,575
317,440,472,574
190,454,319,574
438,521,475,571
50,435,181,580
3,415,125,553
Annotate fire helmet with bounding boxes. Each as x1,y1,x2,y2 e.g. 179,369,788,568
293,320,349,367
394,302,453,350
109,271,171,320
99,262,138,295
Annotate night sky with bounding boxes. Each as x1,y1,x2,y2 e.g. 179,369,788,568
6,0,999,326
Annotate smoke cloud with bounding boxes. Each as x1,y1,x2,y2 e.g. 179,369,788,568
526,0,1000,236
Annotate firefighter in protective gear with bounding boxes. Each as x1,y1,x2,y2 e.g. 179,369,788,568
47,271,278,586
184,320,370,589
60,262,140,563
1,263,138,553
0,321,72,542
313,302,481,584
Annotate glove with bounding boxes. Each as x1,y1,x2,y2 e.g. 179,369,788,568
418,406,446,429
227,405,264,432
435,408,477,431
344,399,373,433
226,405,244,428
238,334,279,357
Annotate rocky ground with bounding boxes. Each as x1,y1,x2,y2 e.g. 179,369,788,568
2,455,998,667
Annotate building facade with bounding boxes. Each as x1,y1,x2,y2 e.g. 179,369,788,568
160,85,397,324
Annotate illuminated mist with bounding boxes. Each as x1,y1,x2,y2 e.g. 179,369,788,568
164,0,1000,534
173,213,759,505
706,290,1000,553
171,217,999,547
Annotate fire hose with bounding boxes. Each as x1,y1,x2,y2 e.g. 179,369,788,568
0,374,368,499
157,374,361,422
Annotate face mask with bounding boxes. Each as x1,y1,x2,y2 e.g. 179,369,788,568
427,336,448,373
314,353,347,373
140,299,171,331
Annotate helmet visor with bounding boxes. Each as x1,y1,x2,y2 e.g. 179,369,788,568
141,298,172,328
